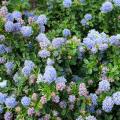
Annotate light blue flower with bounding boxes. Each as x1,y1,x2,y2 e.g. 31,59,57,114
102,96,114,112
63,29,71,37
86,115,96,120
100,2,113,13
24,60,35,69
112,91,120,105
24,11,34,17
80,19,87,26
0,105,3,114
36,15,47,25
63,0,72,8
5,97,17,108
90,93,98,106
6,13,14,21
40,25,45,33
5,62,14,71
47,58,54,66
0,92,7,104
84,14,92,21
0,44,6,54
43,65,57,83
36,33,50,48
38,49,50,58
56,76,67,84
52,38,66,48
5,21,14,32
13,23,21,31
0,35,5,41
4,112,12,120
21,96,31,107
98,80,110,92
20,26,33,37
12,11,22,19
113,0,120,6
22,66,32,77
80,0,86,3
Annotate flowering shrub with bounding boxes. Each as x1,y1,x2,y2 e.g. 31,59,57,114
0,0,120,120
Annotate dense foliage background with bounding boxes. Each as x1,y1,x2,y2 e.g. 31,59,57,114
0,0,120,120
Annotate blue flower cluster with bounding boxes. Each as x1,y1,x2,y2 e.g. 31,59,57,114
102,96,114,112
113,0,120,6
0,44,6,54
5,21,14,32
79,29,120,53
20,26,33,37
47,58,54,66
36,33,50,49
63,29,71,38
36,15,47,33
52,37,66,48
80,0,86,3
100,2,113,13
84,14,92,21
0,92,7,104
5,97,17,108
86,115,96,120
81,13,92,26
0,105,3,114
102,91,120,113
43,65,57,83
5,61,14,74
21,96,31,107
36,15,47,26
22,60,35,77
112,91,120,105
4,112,12,120
80,19,87,26
0,35,5,41
63,0,72,8
12,11,22,20
98,80,110,92
38,49,50,58
90,93,98,106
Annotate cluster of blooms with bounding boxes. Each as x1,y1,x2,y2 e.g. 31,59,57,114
22,60,35,77
0,92,17,111
63,0,72,8
76,115,97,120
36,33,51,49
81,13,92,26
43,64,57,83
52,37,66,49
100,1,120,13
80,0,86,4
36,33,67,58
89,93,98,106
62,29,71,38
0,1,120,119
98,80,110,92
113,0,120,6
20,26,33,37
0,35,12,61
36,33,51,58
102,91,120,113
79,29,120,54
100,1,113,13
0,7,41,38
5,61,14,75
36,14,47,33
